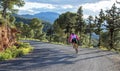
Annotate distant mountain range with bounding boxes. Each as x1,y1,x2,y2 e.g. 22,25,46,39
14,12,60,24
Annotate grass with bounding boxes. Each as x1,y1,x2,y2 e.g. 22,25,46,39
99,46,108,50
19,38,40,41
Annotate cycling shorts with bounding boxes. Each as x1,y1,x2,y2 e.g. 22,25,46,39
72,38,77,43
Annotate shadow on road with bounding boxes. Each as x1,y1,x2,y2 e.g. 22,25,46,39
0,48,76,71
0,41,118,71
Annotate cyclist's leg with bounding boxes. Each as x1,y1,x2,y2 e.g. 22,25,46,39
72,42,75,49
72,39,78,53
74,43,78,53
75,39,79,53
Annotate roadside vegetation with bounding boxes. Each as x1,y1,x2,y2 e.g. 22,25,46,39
0,42,33,61
0,0,33,61
11,3,120,53
0,0,120,61
52,4,120,52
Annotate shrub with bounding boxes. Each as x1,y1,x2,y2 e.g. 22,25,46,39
0,42,33,61
0,18,6,26
0,52,12,60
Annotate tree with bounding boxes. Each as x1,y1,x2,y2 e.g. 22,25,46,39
114,31,120,49
95,9,105,48
42,21,52,33
28,29,34,38
101,32,109,47
46,27,54,42
87,16,95,47
29,18,43,40
15,22,23,37
22,24,30,38
53,19,63,35
9,16,16,24
0,0,25,19
76,6,85,39
53,12,77,44
53,19,65,43
15,22,32,38
105,4,120,50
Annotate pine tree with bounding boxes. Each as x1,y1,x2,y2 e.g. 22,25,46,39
76,6,85,39
0,0,25,19
29,18,43,40
95,9,105,48
105,4,120,50
87,16,95,47
53,12,77,44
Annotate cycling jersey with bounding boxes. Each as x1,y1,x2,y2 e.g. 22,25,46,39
69,34,79,43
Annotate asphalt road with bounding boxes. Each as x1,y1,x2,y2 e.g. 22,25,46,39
0,41,120,71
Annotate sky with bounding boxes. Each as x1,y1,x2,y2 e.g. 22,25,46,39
16,0,120,19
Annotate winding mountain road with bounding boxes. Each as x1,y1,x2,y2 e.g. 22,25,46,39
0,41,120,71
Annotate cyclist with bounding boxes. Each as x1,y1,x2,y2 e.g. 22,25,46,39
69,33,80,53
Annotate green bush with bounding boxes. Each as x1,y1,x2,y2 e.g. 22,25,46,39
0,42,33,61
0,52,12,61
0,18,6,26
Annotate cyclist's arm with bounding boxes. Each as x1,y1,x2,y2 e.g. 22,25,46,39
76,35,80,40
68,35,72,42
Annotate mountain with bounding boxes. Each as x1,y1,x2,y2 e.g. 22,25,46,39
20,12,60,24
14,15,31,24
14,14,52,33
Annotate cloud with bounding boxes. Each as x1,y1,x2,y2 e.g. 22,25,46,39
81,0,120,12
24,0,103,5
80,0,120,19
15,1,75,15
62,5,73,9
116,0,120,2
16,2,56,10
83,14,89,19
16,0,120,16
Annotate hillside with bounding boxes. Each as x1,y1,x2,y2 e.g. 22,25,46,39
20,12,60,24
14,15,52,33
